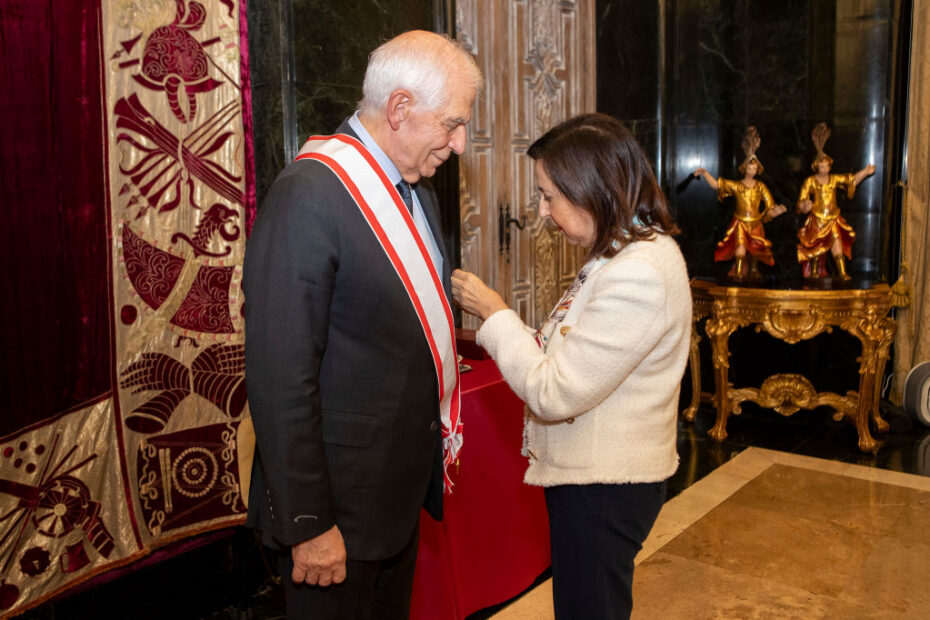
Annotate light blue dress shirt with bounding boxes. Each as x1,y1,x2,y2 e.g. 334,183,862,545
348,113,444,275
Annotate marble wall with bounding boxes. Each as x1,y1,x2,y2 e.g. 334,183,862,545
598,0,910,286
598,0,911,395
596,0,662,165
246,0,461,260
251,1,908,281
246,0,288,212
247,0,441,207
290,0,434,143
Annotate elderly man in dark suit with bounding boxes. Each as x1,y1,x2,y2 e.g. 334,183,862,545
243,30,481,619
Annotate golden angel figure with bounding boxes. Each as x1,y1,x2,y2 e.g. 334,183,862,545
796,123,876,280
694,127,787,280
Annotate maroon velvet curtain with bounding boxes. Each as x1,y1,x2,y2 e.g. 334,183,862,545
0,2,256,615
0,0,110,437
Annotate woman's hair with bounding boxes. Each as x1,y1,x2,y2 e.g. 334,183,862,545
359,31,482,115
527,113,679,259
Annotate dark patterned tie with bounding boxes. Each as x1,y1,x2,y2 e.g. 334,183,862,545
396,180,413,213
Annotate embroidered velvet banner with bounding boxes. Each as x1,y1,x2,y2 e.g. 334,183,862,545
0,1,255,616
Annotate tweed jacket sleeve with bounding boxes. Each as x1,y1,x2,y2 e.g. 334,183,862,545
476,237,682,423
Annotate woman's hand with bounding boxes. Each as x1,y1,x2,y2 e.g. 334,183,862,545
451,269,509,320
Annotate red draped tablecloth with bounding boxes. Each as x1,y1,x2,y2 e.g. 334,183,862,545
410,357,551,619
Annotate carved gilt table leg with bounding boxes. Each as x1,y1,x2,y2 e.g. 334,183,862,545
682,325,702,421
845,310,896,451
851,321,881,453
854,360,879,452
870,316,896,435
706,314,735,442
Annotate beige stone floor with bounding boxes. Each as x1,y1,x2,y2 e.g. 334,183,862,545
491,447,930,619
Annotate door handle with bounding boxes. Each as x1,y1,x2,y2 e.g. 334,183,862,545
498,202,526,260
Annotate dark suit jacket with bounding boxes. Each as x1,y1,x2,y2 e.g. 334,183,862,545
243,121,450,561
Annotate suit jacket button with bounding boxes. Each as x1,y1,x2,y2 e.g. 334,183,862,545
430,421,439,432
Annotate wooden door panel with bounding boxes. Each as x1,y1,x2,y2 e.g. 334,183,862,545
458,0,594,329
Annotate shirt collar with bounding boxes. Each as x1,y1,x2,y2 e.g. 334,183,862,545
348,112,403,186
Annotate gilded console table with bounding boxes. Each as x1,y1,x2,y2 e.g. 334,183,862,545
682,279,896,452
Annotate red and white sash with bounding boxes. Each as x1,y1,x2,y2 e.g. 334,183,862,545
296,134,462,492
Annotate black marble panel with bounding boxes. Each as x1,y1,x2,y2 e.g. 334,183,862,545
596,0,660,125
291,0,434,139
628,119,661,178
672,122,722,277
832,1,894,119
669,0,817,279
747,0,810,22
654,0,900,283
247,0,288,208
596,0,908,401
248,0,461,254
807,0,837,123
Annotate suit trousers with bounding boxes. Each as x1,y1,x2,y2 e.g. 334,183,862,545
544,480,667,620
277,524,419,620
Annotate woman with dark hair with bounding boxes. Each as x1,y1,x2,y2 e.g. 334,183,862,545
451,113,691,619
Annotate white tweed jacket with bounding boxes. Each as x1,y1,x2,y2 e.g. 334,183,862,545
476,234,692,486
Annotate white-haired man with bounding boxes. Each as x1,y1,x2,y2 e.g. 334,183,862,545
244,30,481,618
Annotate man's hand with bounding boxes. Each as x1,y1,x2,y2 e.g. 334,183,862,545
291,525,347,587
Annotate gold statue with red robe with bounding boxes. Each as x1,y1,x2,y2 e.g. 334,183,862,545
796,123,876,280
694,127,786,280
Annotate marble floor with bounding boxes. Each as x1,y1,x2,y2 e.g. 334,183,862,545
490,447,930,619
17,402,930,619
477,403,930,620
